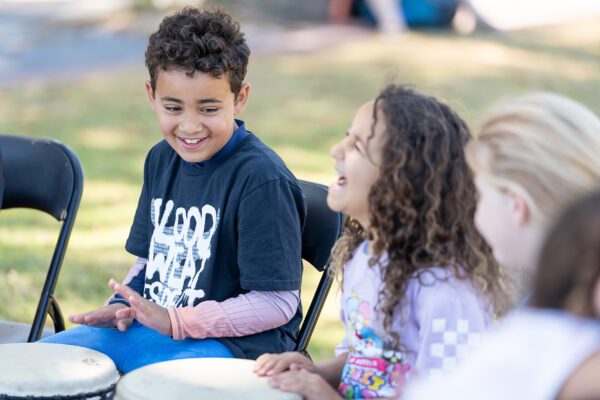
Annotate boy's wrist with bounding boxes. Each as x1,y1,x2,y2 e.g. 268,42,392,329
107,298,130,308
167,308,180,339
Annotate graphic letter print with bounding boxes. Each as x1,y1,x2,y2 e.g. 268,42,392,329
147,198,219,307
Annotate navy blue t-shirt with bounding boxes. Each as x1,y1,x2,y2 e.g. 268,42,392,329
125,124,306,359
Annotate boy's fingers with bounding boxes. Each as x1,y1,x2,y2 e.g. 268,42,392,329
116,318,133,332
70,311,103,325
70,304,127,326
69,314,84,324
83,312,100,323
128,295,141,308
85,307,113,323
108,278,119,291
115,307,135,320
110,280,142,303
109,278,131,297
124,295,155,325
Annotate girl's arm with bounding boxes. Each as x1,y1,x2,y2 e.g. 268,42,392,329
316,352,348,388
254,350,347,388
264,353,348,400
556,350,600,399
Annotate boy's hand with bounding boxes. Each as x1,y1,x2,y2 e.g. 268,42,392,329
109,279,173,337
268,369,341,400
254,351,317,377
69,303,132,330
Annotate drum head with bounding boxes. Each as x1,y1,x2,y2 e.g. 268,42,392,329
115,358,302,400
0,343,119,398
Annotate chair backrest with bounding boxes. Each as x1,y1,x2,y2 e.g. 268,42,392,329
0,134,83,342
296,180,344,355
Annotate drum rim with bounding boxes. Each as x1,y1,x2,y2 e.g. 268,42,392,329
115,358,302,400
0,343,119,398
0,383,116,400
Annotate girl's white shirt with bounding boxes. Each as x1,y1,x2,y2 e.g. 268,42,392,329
402,308,600,400
334,240,493,397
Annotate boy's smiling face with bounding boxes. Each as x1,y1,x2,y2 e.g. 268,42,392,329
146,68,249,163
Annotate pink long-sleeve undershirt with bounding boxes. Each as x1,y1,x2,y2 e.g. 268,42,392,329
168,290,300,340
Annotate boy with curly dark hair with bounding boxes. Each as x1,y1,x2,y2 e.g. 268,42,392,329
41,7,306,374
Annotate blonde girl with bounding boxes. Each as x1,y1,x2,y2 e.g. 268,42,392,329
467,92,600,299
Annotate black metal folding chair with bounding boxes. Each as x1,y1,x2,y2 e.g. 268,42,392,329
0,135,83,343
295,180,344,356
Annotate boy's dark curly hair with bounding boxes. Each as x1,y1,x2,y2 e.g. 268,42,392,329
331,84,509,348
145,7,250,95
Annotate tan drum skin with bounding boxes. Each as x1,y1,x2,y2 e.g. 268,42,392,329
115,358,302,400
0,343,119,399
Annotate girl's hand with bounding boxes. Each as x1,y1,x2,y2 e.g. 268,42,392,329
254,352,317,376
268,368,341,400
69,303,132,330
109,279,173,337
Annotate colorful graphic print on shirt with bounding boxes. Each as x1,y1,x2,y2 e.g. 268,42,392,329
338,293,410,399
145,198,219,307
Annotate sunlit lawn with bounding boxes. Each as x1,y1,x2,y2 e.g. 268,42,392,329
0,18,598,362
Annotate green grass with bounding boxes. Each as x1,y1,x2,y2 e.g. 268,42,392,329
1,18,599,362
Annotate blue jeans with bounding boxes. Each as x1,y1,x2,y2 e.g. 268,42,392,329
39,322,234,373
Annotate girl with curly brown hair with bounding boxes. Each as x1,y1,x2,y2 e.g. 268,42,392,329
255,84,507,399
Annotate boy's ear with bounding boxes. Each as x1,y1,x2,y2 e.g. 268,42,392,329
508,190,529,226
233,83,250,115
145,80,157,111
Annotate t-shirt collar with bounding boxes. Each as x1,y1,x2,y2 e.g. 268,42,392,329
182,119,249,168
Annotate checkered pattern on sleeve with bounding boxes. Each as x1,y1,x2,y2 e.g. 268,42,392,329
427,318,482,378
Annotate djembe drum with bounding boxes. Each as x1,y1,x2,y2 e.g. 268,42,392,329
114,358,302,400
0,343,119,399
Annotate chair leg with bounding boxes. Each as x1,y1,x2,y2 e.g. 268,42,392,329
298,349,312,361
295,272,334,354
48,295,65,333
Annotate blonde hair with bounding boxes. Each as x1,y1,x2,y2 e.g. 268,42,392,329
467,92,600,222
